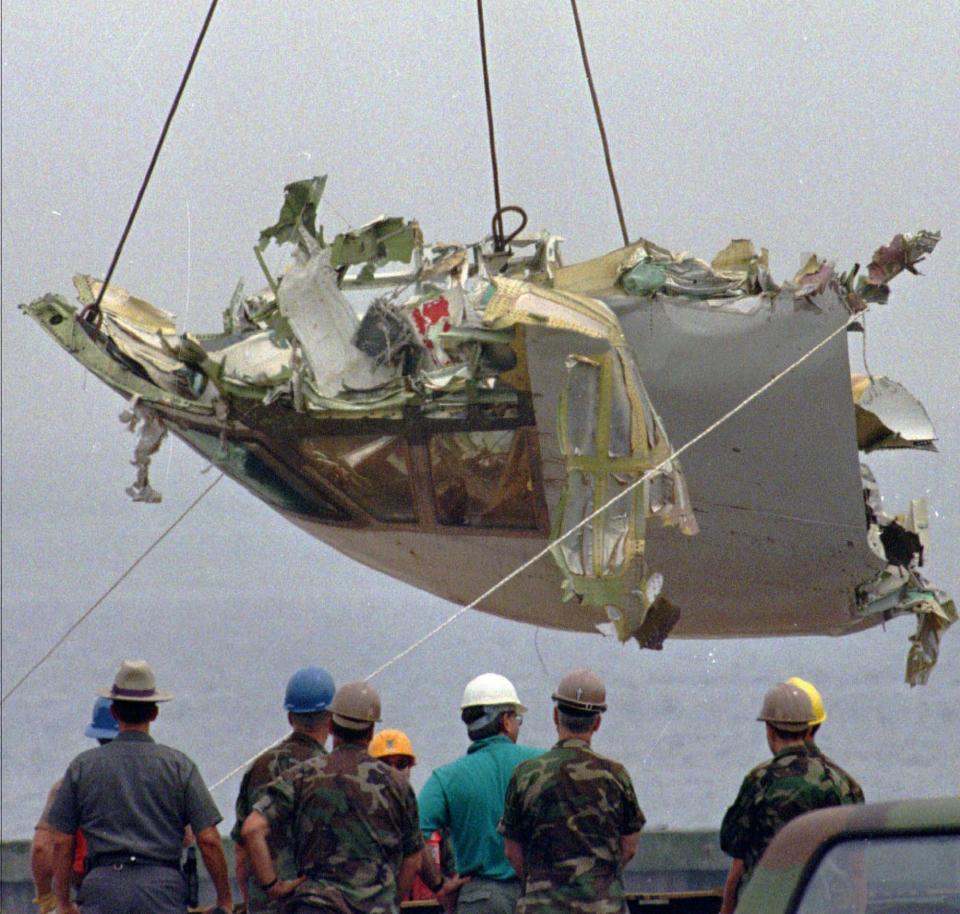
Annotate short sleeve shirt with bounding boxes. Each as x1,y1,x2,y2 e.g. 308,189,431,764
418,734,541,879
253,743,423,914
36,778,64,831
47,731,221,862
720,743,861,884
500,738,644,913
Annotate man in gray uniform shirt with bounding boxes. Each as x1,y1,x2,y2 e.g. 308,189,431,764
47,660,232,914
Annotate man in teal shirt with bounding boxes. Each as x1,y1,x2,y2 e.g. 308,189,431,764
419,673,541,914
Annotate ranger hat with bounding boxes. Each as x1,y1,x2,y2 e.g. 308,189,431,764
552,668,607,714
99,659,173,703
329,680,382,730
757,682,813,732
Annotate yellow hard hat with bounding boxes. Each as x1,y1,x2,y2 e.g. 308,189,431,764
786,676,827,726
369,728,416,763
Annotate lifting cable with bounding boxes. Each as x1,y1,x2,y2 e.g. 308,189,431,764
208,309,862,793
1,476,224,706
80,0,219,325
475,0,505,248
570,0,630,247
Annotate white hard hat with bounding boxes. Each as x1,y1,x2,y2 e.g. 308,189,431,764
461,673,527,713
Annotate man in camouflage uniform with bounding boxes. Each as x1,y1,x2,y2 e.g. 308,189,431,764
499,669,645,914
241,680,423,914
787,676,865,804
718,681,864,914
233,666,335,912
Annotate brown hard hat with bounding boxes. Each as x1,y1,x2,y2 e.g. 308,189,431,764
552,668,607,713
757,682,814,731
329,680,382,729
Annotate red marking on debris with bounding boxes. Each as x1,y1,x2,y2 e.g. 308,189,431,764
412,296,450,336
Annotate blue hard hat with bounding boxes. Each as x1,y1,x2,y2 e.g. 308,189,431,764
84,696,119,740
284,667,335,713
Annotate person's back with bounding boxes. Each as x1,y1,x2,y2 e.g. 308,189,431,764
424,735,540,880
505,741,638,901
807,741,865,804
720,741,851,876
233,666,334,912
243,680,423,914
419,673,540,914
54,733,211,863
273,745,418,908
500,669,643,914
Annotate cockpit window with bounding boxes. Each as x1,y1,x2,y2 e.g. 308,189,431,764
429,429,540,530
299,434,416,523
177,429,349,521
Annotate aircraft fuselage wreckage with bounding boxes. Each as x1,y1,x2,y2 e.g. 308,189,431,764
22,176,955,684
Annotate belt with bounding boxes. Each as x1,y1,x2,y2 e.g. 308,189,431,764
87,853,181,871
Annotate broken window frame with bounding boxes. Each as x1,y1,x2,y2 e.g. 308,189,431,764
163,393,551,536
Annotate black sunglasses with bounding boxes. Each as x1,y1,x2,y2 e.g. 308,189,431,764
386,758,413,770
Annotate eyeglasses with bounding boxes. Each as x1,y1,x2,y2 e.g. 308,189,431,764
508,712,524,726
386,758,413,770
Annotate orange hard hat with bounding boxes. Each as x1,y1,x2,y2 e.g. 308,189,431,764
369,728,416,763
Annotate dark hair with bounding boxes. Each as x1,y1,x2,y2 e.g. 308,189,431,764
331,720,373,744
557,708,599,733
111,700,157,724
769,723,808,741
460,707,485,725
290,710,330,729
461,706,510,741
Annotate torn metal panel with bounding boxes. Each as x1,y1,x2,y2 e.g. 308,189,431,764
481,274,697,643
19,294,211,415
852,375,938,452
857,464,955,686
275,245,396,397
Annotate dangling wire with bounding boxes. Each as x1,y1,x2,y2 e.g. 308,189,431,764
570,0,629,247
81,0,220,325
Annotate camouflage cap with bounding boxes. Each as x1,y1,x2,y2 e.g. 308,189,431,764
329,680,382,730
757,682,814,731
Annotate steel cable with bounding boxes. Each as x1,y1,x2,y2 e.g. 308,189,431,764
570,0,630,247
81,0,219,324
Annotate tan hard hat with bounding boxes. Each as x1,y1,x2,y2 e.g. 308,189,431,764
757,682,814,731
786,676,827,726
329,680,382,730
552,668,607,713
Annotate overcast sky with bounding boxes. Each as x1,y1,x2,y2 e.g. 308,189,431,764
2,1,958,837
